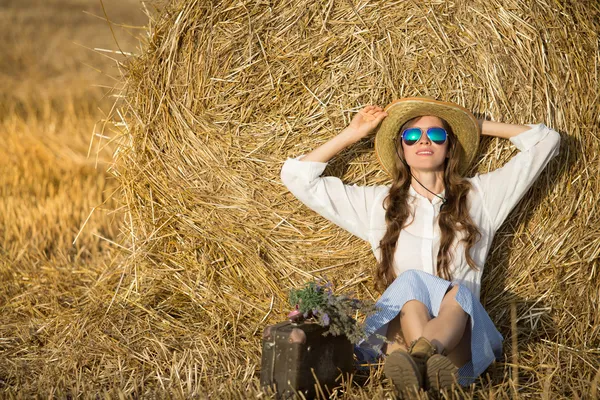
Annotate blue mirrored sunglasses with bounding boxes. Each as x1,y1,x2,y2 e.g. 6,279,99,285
401,127,448,145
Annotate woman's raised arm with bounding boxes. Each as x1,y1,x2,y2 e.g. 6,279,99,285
470,121,561,231
478,119,531,139
280,105,389,242
301,105,388,162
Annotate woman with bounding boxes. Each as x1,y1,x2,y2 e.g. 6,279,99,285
279,97,560,395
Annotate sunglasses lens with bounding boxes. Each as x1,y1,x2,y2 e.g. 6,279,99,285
428,127,447,144
402,128,421,145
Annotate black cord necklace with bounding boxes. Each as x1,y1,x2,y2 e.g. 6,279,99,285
411,173,447,208
396,146,447,208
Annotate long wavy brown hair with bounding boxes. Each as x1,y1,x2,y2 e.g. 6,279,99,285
374,116,481,292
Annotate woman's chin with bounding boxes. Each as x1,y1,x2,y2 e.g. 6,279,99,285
407,161,445,173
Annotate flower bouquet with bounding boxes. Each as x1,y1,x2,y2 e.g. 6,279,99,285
287,280,378,345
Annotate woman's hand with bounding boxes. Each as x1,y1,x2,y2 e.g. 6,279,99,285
344,105,389,142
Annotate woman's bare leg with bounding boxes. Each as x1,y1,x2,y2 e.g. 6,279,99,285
385,300,431,354
400,300,432,346
446,320,471,368
422,285,471,367
384,314,408,355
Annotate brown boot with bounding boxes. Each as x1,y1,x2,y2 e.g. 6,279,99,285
426,354,458,392
384,337,438,397
408,337,438,390
384,348,423,397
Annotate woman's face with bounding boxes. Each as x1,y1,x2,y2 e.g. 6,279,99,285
400,115,449,172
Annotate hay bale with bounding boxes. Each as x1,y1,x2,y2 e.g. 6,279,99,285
108,0,599,396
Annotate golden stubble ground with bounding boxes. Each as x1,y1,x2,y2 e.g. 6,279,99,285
0,0,146,396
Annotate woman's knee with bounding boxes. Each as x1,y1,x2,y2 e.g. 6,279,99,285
399,300,431,323
444,284,460,298
400,299,428,313
441,284,463,311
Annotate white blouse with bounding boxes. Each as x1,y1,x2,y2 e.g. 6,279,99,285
280,123,561,300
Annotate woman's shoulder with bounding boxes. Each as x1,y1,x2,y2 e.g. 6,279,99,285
366,184,392,207
463,175,487,205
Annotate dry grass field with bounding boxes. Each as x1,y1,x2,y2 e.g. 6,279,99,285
0,0,147,396
1,0,599,399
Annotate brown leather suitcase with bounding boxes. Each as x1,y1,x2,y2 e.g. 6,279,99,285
260,320,354,399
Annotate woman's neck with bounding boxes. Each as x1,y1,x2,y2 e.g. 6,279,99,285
410,169,445,201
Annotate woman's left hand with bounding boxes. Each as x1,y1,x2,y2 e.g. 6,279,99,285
346,105,389,140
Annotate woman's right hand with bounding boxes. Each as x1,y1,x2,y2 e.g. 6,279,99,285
344,105,388,142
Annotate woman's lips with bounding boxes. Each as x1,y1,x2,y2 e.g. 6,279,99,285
416,150,433,156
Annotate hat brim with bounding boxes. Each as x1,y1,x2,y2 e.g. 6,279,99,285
374,97,480,177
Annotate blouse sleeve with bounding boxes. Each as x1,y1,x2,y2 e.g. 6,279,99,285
471,123,561,231
280,155,389,242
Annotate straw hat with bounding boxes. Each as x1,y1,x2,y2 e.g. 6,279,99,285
374,96,480,177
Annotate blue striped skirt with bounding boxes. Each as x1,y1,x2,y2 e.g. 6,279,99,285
354,269,503,386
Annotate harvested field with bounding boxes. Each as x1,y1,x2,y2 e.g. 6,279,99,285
2,0,599,398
